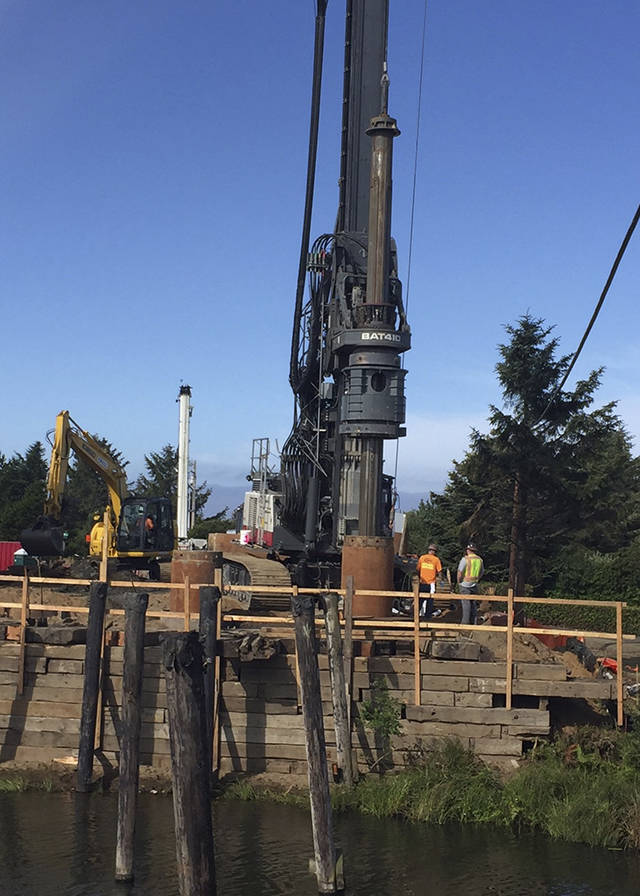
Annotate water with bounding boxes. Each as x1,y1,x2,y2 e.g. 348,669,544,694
0,792,638,895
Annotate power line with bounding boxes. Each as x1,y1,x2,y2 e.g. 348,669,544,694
393,0,429,498
536,201,640,426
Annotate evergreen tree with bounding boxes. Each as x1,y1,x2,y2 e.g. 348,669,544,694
134,445,212,519
415,315,640,593
0,443,48,540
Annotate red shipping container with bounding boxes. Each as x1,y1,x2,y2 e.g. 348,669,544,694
0,541,22,572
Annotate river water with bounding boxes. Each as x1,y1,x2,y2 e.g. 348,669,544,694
0,792,638,895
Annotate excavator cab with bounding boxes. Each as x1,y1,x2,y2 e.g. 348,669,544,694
116,497,174,554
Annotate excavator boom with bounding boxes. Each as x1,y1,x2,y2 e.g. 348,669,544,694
21,410,129,557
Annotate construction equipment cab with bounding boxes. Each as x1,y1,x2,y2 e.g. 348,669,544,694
21,411,175,579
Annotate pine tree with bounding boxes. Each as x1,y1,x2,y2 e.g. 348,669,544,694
134,445,212,521
414,315,640,593
0,443,47,540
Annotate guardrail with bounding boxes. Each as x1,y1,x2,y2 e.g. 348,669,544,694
0,572,633,726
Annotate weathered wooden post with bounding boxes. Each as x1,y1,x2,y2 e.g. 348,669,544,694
342,577,354,730
292,594,341,894
199,585,221,773
323,593,353,787
115,590,149,882
77,580,108,791
163,631,217,896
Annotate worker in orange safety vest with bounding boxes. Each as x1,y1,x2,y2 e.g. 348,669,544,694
417,544,443,618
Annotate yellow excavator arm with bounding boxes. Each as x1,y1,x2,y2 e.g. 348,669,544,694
21,410,129,557
22,410,175,576
44,410,129,523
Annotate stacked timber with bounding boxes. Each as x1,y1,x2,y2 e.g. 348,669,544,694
0,636,617,774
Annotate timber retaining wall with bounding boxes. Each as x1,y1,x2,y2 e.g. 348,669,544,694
0,637,616,776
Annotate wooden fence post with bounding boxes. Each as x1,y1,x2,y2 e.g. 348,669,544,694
413,576,421,706
211,559,223,775
323,593,353,788
292,594,340,894
99,509,110,583
506,588,514,710
17,570,30,696
199,585,221,774
163,632,217,896
183,575,191,632
616,601,624,727
342,577,354,731
115,590,149,882
77,581,108,791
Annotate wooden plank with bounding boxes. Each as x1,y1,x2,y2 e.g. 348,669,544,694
515,663,567,681
470,736,523,756
220,696,299,715
406,705,548,726
221,711,307,729
397,720,502,739
359,688,454,706
422,675,470,692
469,677,615,699
0,699,81,719
0,715,81,734
454,693,493,708
420,659,506,677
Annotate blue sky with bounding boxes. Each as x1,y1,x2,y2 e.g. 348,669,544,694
2,1,639,515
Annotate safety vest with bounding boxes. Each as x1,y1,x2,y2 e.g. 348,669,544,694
463,553,483,584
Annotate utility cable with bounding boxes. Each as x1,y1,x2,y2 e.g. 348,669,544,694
536,201,640,427
392,0,429,500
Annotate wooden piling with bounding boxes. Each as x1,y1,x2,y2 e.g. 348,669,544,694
292,594,339,894
199,585,221,773
115,590,149,882
323,593,353,787
163,632,217,896
77,580,108,791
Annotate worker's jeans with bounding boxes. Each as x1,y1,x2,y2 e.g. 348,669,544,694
419,581,435,616
460,585,477,625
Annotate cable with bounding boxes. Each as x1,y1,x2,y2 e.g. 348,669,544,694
536,201,640,427
393,0,429,491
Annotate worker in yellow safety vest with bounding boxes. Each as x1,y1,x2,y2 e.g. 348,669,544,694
457,543,484,625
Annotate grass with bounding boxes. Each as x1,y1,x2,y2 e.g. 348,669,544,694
0,775,57,793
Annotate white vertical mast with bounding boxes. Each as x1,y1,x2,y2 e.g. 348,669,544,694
177,384,192,543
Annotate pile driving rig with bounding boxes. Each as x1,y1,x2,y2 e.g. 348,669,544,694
238,0,411,597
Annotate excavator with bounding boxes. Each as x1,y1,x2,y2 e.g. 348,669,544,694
20,411,175,580
224,0,411,604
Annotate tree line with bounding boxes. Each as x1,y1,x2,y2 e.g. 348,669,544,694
0,440,231,555
406,314,640,603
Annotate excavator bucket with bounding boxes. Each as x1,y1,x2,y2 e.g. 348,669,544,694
20,517,65,557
